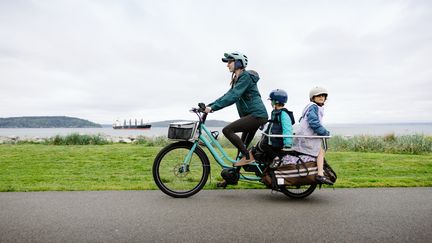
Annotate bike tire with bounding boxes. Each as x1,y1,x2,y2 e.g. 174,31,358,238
153,141,210,198
279,184,317,199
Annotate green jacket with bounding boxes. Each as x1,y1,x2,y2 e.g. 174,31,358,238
209,70,268,119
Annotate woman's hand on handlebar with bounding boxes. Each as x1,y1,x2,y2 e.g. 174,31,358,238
197,102,212,113
191,103,211,113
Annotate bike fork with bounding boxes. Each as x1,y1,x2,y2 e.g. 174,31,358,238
180,141,199,172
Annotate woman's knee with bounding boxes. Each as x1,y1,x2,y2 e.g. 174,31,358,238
222,126,232,136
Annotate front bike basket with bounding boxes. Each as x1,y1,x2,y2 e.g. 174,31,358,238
167,121,199,141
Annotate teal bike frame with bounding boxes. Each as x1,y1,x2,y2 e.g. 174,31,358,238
183,121,263,182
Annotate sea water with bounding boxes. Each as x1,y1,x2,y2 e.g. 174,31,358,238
0,123,431,138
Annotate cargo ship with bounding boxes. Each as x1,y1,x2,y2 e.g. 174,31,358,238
113,119,151,130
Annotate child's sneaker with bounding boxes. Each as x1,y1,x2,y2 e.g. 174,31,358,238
269,156,281,168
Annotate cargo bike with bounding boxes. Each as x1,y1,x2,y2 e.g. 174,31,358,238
152,104,337,198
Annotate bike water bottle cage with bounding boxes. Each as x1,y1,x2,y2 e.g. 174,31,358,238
211,131,219,140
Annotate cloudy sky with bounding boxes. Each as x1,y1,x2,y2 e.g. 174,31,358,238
1,0,431,124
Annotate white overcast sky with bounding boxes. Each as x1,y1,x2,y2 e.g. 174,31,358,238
1,0,431,124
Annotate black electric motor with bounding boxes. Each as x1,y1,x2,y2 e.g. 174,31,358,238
220,168,240,185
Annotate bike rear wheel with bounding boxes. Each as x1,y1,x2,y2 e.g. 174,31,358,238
153,141,210,198
279,184,317,199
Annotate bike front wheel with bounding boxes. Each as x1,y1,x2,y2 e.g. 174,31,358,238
153,141,210,198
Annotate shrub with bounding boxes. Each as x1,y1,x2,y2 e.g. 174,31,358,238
135,136,170,147
390,135,432,154
328,134,432,154
383,133,396,142
47,133,110,145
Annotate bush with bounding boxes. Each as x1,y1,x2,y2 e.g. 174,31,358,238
329,134,432,154
134,136,170,147
5,133,431,155
390,135,432,154
46,133,110,145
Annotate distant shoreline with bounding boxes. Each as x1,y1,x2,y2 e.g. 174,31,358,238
0,123,431,140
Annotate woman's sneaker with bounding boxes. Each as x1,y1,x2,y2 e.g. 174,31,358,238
315,175,334,185
234,151,255,166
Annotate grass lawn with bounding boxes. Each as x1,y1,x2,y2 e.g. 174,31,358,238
0,144,431,192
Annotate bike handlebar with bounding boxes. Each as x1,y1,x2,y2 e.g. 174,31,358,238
190,103,208,124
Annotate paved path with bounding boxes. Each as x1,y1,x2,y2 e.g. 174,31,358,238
1,188,431,242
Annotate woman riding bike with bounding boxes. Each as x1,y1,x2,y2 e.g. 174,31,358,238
204,52,268,187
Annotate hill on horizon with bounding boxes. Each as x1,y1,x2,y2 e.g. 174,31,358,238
0,116,102,128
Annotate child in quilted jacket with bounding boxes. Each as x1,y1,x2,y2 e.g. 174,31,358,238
293,86,333,185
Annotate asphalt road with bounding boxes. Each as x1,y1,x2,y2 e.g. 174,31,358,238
1,188,431,243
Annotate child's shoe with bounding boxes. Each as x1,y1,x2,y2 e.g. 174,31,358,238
315,175,334,185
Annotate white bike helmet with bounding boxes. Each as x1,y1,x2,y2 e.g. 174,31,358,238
221,52,248,68
309,86,328,100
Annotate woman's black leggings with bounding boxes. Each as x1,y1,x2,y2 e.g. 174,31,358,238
222,115,268,159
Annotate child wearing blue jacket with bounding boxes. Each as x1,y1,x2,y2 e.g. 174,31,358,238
293,86,333,185
260,89,295,168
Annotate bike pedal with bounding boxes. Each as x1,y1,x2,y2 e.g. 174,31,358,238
216,181,228,188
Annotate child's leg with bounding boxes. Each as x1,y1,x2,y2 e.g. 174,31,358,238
315,148,333,185
317,148,325,176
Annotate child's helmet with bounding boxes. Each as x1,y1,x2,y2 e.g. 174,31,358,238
221,52,248,68
309,86,328,100
269,89,288,104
